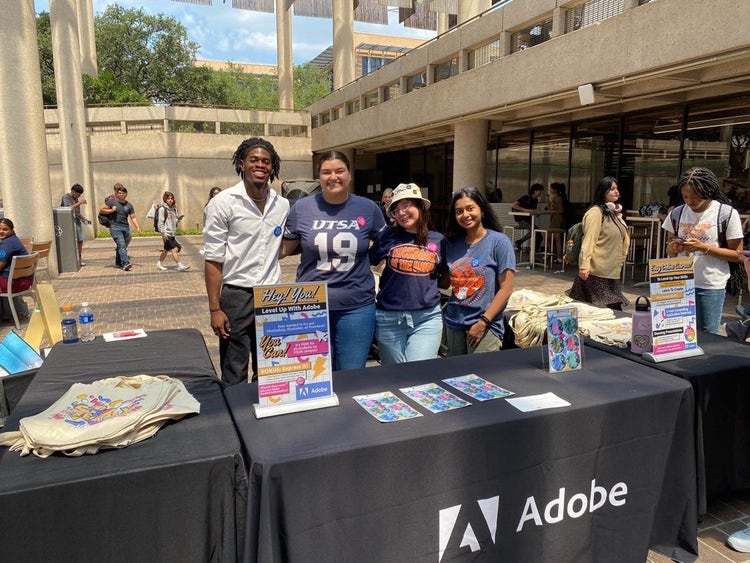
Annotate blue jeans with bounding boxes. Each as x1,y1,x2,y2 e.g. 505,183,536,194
110,224,132,267
330,303,375,371
375,304,443,365
695,287,725,334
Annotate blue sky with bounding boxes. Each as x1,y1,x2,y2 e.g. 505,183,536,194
35,0,435,65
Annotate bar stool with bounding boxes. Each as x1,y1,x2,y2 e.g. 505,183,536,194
623,226,652,283
532,228,566,271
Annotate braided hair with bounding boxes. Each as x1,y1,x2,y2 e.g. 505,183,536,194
231,137,281,182
678,167,731,204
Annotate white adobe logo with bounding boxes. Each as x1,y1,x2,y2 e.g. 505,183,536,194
438,496,498,562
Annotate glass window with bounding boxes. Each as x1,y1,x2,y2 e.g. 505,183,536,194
496,131,532,204
530,126,571,207
624,107,684,211
572,118,622,205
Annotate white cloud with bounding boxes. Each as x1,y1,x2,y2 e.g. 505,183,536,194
35,1,435,65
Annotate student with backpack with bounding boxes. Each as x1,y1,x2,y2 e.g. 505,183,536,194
663,167,743,334
156,191,190,271
568,177,630,310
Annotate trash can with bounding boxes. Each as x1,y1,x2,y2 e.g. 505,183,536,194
53,206,80,273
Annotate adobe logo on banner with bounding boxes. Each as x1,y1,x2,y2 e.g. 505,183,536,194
438,497,498,562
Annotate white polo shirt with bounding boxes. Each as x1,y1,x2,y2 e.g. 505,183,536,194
203,180,290,287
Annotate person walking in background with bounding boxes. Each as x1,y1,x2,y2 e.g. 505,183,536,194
203,138,289,385
156,191,190,272
512,183,545,251
568,177,630,310
369,183,447,365
60,183,90,266
99,183,140,271
663,166,743,334
442,187,515,355
282,151,386,371
203,186,222,225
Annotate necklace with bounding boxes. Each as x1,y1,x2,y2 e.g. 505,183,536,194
250,191,268,203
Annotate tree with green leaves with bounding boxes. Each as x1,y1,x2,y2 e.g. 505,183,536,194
36,5,332,110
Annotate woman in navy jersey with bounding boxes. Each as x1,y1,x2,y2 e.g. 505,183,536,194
283,151,386,370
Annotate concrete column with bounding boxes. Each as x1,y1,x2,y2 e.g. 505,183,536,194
457,0,491,24
552,7,565,38
276,0,294,110
502,30,513,56
437,12,449,35
0,0,57,267
77,0,98,76
50,0,94,239
453,120,489,194
332,0,355,89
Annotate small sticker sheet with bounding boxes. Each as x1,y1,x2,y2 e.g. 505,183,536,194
442,374,515,402
399,383,471,413
353,391,423,422
546,307,582,372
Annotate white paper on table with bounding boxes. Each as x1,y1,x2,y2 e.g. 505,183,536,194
102,329,147,342
505,392,570,412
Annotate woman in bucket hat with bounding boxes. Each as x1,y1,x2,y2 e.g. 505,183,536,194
370,183,447,364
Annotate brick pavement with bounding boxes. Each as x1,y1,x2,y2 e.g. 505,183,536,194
3,235,750,562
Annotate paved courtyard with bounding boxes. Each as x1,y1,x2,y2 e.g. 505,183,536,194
3,234,750,562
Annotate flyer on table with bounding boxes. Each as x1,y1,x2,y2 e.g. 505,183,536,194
254,282,333,408
648,257,699,355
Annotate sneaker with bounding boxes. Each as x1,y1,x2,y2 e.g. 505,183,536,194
177,263,190,271
122,263,132,271
80,261,86,266
728,527,750,552
726,320,750,342
736,304,748,321
156,261,167,271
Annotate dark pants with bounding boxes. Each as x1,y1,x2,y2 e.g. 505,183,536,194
218,285,257,386
515,219,542,249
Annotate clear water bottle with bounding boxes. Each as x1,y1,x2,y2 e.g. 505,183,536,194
78,302,95,342
61,304,79,344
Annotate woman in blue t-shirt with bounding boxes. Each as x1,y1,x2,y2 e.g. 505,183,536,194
0,218,33,319
442,187,516,355
370,183,447,365
283,151,386,371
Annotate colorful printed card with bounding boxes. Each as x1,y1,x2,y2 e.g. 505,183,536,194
399,383,471,413
442,374,515,401
546,307,582,373
353,391,423,422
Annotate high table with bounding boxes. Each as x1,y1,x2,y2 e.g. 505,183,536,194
226,346,697,563
511,209,552,267
0,329,247,563
587,332,750,514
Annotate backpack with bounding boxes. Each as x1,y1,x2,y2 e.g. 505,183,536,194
670,202,746,294
564,222,584,266
97,195,117,229
153,205,165,233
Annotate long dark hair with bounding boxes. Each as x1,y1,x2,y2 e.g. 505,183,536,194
678,167,730,204
446,187,502,240
0,218,15,232
391,198,430,246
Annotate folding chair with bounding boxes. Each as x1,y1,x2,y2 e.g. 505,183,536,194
19,237,33,253
0,252,38,329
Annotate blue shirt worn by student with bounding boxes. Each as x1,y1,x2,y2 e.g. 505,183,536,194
0,235,29,278
284,193,386,311
444,230,515,338
370,229,447,311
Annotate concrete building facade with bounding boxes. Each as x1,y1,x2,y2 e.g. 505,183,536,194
307,0,750,229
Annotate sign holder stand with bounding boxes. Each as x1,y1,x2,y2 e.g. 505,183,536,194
253,394,339,419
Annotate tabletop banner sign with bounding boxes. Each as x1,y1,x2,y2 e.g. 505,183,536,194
545,307,582,373
252,282,339,418
642,257,704,363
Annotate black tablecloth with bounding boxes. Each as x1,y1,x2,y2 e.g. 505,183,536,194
587,331,750,513
226,346,697,563
0,329,247,563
